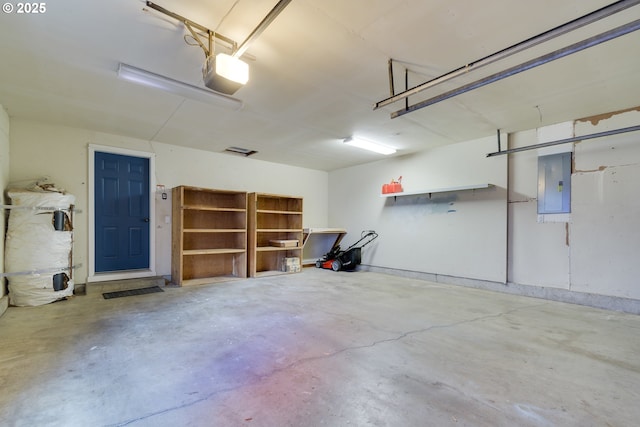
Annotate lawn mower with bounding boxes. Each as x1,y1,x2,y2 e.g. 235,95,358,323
315,230,378,271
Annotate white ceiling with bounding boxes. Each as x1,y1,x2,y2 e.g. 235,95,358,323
1,0,639,171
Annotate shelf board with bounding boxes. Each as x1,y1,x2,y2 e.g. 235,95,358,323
184,229,246,233
183,206,246,212
257,228,303,233
180,276,246,286
183,248,246,255
257,209,302,215
256,246,302,252
381,183,493,198
253,269,300,278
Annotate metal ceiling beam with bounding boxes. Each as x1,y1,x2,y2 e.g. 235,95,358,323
146,0,292,60
233,0,293,58
391,18,640,118
486,125,640,157
145,1,237,54
374,0,640,111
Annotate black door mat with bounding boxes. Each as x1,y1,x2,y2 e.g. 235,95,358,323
103,286,164,299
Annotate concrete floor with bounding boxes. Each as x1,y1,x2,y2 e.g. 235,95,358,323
1,268,639,427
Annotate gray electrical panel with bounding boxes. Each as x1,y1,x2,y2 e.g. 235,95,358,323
538,152,571,214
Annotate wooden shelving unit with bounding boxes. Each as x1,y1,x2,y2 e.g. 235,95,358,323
248,193,303,277
172,186,247,286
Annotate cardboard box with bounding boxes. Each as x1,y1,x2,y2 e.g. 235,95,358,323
270,239,299,247
281,257,301,273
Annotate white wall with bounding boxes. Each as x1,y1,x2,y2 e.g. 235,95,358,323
6,108,640,306
328,135,508,283
508,127,572,288
509,109,640,300
571,110,640,299
9,119,329,283
330,108,640,307
0,106,9,316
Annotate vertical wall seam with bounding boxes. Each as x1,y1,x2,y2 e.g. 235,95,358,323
505,132,511,285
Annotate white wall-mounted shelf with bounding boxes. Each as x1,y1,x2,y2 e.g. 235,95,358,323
381,183,493,198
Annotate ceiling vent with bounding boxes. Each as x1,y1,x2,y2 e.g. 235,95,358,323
224,146,258,157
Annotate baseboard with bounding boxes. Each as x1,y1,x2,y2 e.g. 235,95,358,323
74,283,86,295
360,265,640,315
0,294,8,318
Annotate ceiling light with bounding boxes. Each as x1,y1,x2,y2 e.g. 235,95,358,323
117,63,243,110
344,137,396,155
203,54,249,95
146,1,291,96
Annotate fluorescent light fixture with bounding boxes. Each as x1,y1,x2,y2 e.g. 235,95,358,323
117,63,243,110
203,54,249,95
344,136,396,155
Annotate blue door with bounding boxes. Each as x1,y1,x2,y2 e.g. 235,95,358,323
95,152,150,272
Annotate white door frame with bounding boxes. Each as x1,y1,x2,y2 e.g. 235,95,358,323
88,144,156,282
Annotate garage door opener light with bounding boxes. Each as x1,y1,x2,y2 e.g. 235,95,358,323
144,0,292,95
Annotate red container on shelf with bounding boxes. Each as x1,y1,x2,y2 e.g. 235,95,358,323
382,176,403,194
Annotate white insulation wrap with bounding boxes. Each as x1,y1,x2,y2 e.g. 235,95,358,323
5,190,75,306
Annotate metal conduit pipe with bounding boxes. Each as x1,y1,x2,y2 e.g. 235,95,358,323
374,0,640,111
486,125,640,157
391,19,640,119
